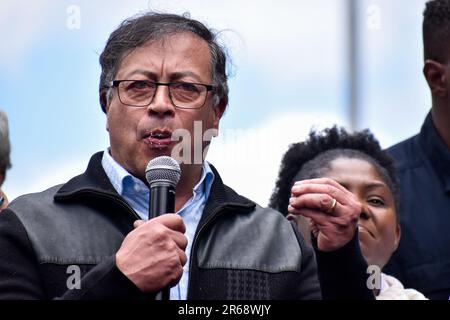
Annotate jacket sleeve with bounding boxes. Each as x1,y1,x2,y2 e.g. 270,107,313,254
290,221,322,300
0,209,144,300
313,233,375,300
0,209,45,299
59,256,146,300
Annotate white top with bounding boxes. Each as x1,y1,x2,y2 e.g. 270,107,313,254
376,273,428,300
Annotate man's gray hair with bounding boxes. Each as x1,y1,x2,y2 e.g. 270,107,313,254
0,110,11,178
99,12,229,112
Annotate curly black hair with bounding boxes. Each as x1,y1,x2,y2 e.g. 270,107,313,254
423,0,450,62
268,126,400,219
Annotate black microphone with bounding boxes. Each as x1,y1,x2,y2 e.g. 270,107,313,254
145,156,181,300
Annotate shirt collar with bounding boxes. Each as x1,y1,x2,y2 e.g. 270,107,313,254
196,160,215,201
101,148,147,195
101,148,215,199
418,112,450,191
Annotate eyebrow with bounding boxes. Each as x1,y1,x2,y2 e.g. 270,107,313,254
123,70,157,79
337,180,388,191
121,70,205,82
365,182,387,188
364,182,390,193
170,71,204,82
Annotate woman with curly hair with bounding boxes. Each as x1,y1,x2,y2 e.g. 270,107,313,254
270,126,426,300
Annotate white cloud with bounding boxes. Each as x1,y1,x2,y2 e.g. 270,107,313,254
153,0,345,82
360,0,425,72
80,0,345,82
4,156,88,202
0,0,55,75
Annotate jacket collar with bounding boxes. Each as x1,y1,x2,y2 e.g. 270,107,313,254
418,112,450,192
199,164,256,227
55,152,118,199
55,151,256,217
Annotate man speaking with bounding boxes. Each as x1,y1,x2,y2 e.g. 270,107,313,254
0,12,372,299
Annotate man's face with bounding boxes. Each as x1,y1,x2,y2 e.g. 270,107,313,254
105,33,224,181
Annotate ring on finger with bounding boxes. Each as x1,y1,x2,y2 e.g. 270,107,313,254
326,198,337,214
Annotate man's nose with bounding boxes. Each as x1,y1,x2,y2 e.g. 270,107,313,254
147,86,175,117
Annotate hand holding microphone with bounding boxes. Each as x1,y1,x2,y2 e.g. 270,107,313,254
116,157,187,297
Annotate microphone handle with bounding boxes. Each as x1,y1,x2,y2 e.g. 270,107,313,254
149,184,176,219
149,183,176,300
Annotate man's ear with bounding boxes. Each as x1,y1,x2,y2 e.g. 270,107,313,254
100,88,111,132
212,97,227,131
99,88,110,114
423,60,448,99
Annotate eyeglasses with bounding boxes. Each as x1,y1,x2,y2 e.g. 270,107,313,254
111,80,215,109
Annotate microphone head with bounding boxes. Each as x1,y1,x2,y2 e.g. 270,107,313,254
145,156,181,188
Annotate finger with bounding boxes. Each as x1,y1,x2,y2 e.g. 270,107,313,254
168,230,188,251
293,178,354,201
154,214,186,233
288,205,330,225
286,214,296,221
294,178,354,196
169,265,184,288
291,185,354,212
291,183,350,206
295,177,348,191
310,221,319,238
290,205,358,231
133,220,146,228
289,194,341,216
178,247,188,266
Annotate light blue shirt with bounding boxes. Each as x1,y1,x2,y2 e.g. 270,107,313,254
101,149,215,300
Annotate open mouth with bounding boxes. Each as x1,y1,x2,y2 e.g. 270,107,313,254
150,130,171,139
144,130,173,149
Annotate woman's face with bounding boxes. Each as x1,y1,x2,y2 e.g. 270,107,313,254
324,157,400,269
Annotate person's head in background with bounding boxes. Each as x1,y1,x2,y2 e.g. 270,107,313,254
423,0,450,149
0,110,11,210
269,126,401,271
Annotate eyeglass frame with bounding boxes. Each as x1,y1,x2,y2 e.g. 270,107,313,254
110,80,215,109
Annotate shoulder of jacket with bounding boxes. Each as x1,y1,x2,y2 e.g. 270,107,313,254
387,134,425,172
6,184,127,265
197,203,302,273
